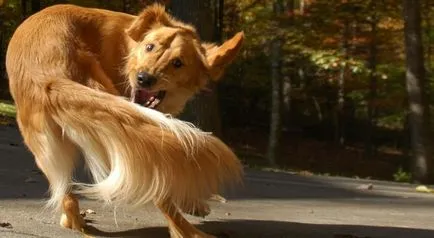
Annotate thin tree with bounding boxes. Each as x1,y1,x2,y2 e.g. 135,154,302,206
267,0,284,167
123,0,131,13
336,18,349,146
282,0,295,127
31,0,39,12
0,4,5,98
169,0,223,137
403,0,433,183
423,0,432,74
21,0,27,19
365,0,379,158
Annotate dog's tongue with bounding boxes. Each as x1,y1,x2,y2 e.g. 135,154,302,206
137,89,153,100
135,89,159,106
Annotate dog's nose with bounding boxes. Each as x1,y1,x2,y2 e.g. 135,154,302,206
137,72,157,88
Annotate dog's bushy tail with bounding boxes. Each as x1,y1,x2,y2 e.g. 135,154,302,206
44,79,243,209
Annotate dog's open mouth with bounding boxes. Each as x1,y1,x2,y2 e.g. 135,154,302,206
134,89,166,109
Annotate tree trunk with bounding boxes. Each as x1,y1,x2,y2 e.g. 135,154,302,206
214,0,224,43
336,19,349,146
299,0,305,15
21,0,27,19
365,1,378,159
31,0,40,13
123,0,132,13
0,17,6,99
423,0,432,74
169,0,223,137
267,0,284,167
282,0,295,127
403,0,433,183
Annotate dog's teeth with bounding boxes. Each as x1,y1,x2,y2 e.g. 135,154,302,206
150,98,160,108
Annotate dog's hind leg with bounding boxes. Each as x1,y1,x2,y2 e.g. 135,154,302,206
60,194,86,231
156,201,215,238
17,112,85,231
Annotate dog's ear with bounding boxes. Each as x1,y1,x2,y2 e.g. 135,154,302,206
204,32,244,80
126,3,172,42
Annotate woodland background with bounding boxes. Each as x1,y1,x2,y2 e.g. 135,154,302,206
1,0,433,183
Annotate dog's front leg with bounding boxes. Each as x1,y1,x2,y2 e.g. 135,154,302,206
156,201,216,238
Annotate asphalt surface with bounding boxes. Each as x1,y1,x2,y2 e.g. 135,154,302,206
1,125,434,238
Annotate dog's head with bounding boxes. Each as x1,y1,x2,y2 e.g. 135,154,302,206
125,4,244,115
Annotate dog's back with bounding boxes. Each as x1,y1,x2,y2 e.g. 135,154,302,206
7,4,133,102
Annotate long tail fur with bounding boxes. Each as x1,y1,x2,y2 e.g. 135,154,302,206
43,79,243,209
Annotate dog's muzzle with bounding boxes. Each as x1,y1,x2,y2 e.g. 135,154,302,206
137,71,157,88
134,72,166,109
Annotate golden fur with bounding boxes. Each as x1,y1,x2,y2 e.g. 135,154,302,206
6,3,244,238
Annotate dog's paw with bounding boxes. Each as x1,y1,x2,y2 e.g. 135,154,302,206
59,213,86,231
209,194,227,203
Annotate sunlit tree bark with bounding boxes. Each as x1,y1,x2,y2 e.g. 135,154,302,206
403,0,433,183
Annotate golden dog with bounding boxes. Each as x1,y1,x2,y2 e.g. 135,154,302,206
6,3,244,238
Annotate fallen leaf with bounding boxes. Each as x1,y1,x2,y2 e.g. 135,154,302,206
357,184,373,190
0,222,13,229
85,209,96,214
31,169,43,175
80,210,86,217
210,194,227,203
24,177,38,183
416,185,432,193
415,185,433,193
299,170,314,176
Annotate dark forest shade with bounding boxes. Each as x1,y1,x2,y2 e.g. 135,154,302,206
1,0,434,180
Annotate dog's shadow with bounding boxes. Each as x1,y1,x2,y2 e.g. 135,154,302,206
84,224,169,238
84,219,434,238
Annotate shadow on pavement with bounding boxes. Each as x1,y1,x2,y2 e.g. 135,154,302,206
84,219,434,238
223,169,394,201
0,125,431,204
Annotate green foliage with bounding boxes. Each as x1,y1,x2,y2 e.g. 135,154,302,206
0,101,16,118
393,167,412,183
0,0,433,180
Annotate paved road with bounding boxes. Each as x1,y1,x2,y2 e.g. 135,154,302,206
1,125,434,238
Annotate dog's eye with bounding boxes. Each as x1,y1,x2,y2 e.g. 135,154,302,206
145,44,154,52
172,58,183,68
